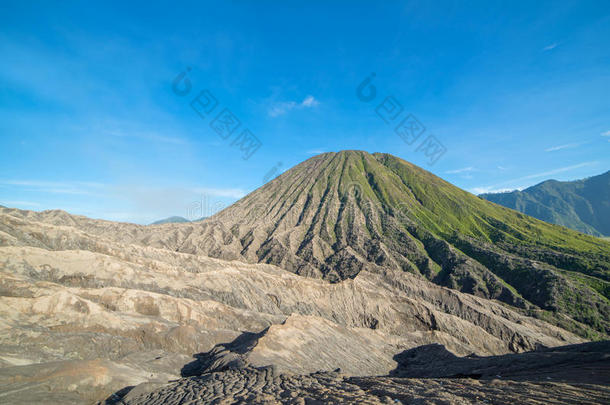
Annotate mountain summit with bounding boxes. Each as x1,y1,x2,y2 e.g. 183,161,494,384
178,151,608,337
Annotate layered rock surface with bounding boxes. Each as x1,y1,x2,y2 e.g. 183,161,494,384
111,342,610,405
0,207,588,403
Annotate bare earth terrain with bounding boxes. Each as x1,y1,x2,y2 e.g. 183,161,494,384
1,206,608,403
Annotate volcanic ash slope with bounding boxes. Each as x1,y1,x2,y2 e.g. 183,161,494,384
0,206,585,403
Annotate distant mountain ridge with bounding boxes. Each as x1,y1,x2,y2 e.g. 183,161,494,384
480,171,610,237
151,216,190,225
150,216,207,225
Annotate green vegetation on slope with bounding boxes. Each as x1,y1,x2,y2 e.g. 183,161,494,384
480,171,610,237
206,151,610,338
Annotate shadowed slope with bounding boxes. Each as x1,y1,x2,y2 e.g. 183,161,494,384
107,341,610,405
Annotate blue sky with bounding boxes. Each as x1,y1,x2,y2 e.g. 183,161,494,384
1,1,609,224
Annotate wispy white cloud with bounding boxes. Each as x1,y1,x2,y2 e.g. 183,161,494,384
445,166,475,174
106,129,186,145
108,185,246,223
2,180,105,188
0,200,41,207
471,161,598,195
471,187,520,195
544,142,581,152
306,149,326,155
511,162,597,182
268,102,297,117
1,180,247,222
193,187,246,199
0,180,106,195
301,95,319,107
543,43,558,51
601,130,610,137
268,95,320,117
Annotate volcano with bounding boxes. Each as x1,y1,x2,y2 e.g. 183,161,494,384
165,151,609,338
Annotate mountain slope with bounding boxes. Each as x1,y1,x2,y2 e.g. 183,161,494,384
172,151,609,337
2,152,608,338
0,206,583,403
480,171,610,236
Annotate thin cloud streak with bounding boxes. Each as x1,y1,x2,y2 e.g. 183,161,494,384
471,161,598,194
0,180,106,196
543,43,558,51
306,149,326,155
106,129,186,145
445,166,475,174
471,187,520,195
512,162,597,182
544,143,581,152
0,200,41,207
193,187,247,199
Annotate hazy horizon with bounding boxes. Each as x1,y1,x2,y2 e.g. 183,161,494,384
1,152,609,225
